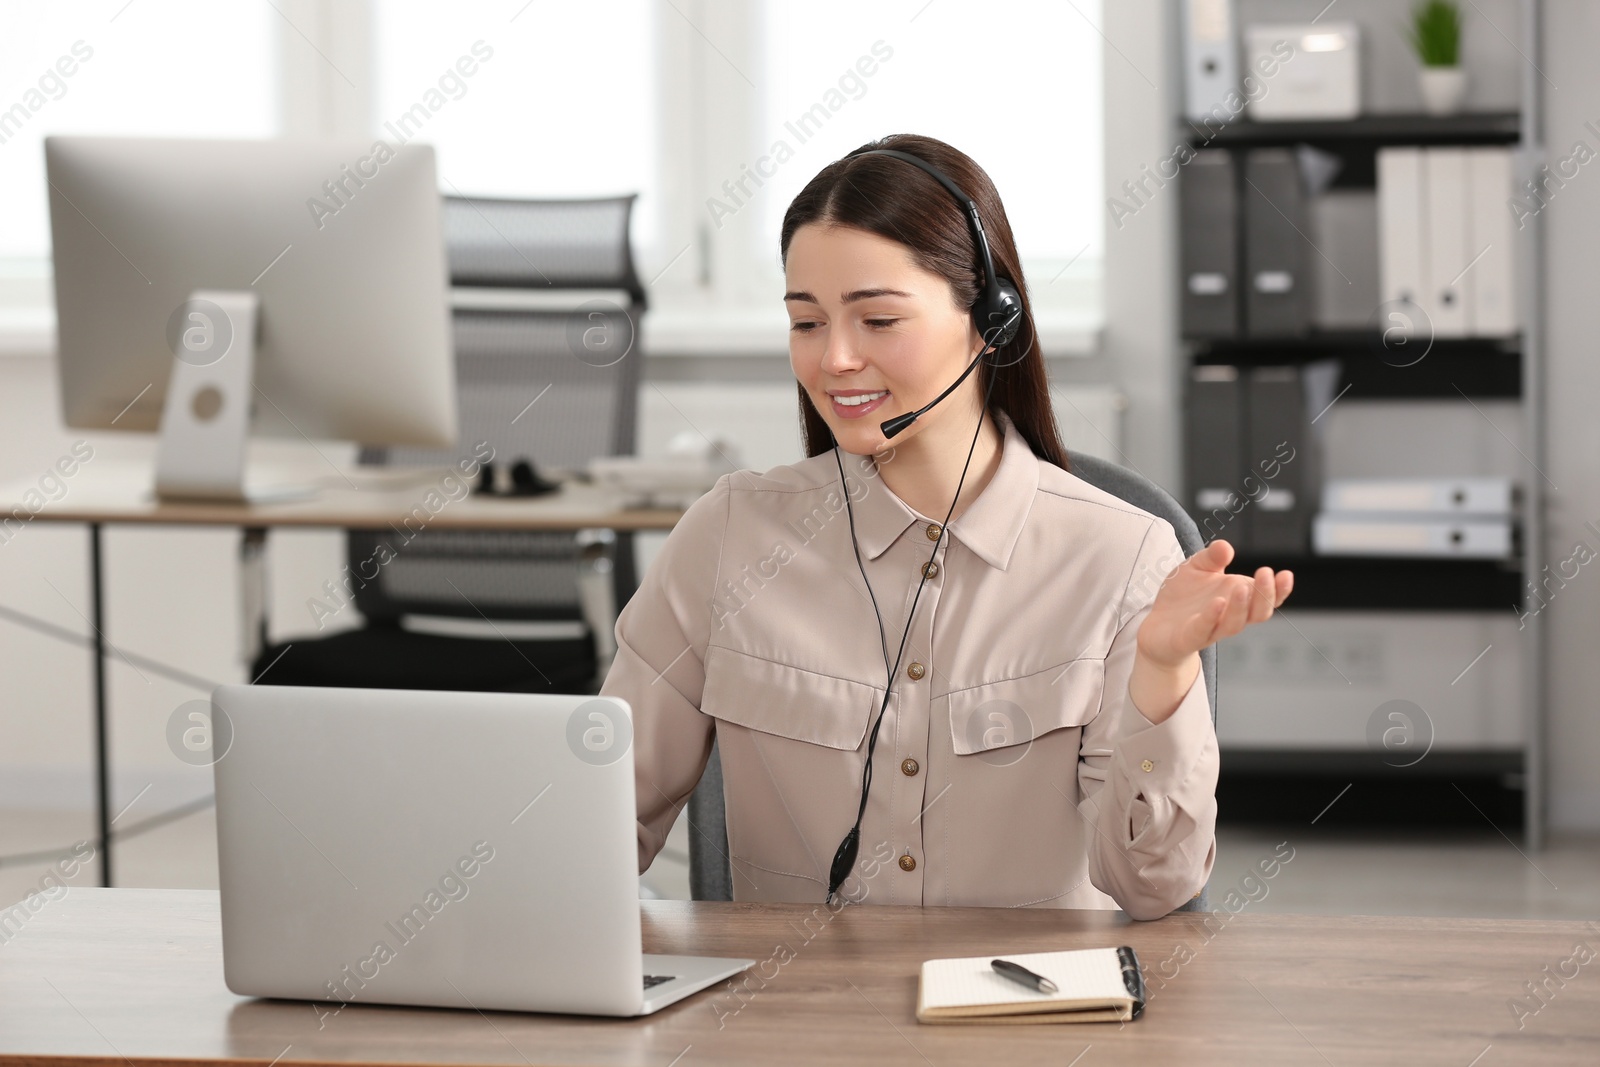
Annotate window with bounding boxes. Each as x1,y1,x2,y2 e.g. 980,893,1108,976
0,1,277,261
654,0,1105,338
1,1,1105,345
371,0,660,252
755,0,1103,293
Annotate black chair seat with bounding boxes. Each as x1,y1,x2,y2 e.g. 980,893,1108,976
253,624,597,695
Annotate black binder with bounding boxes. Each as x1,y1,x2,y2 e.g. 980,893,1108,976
1184,364,1250,549
1245,364,1337,554
1243,148,1310,337
1180,150,1240,338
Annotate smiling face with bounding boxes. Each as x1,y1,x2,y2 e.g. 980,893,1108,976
784,223,984,457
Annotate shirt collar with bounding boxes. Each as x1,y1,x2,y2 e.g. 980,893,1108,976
842,411,1040,571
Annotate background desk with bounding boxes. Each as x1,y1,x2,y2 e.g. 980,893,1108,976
3,889,1597,1066
1,461,684,887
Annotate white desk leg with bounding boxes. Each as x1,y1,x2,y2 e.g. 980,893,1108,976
576,528,618,684
240,528,268,674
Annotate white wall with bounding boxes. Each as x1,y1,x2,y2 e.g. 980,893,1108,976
1101,0,1183,490
0,356,258,817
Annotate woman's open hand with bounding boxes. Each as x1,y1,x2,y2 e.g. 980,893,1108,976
1135,538,1293,670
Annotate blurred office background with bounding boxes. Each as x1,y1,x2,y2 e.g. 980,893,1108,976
1,0,1597,916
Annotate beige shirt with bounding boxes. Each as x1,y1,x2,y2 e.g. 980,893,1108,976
600,413,1218,919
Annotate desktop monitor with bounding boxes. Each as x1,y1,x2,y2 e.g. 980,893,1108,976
45,136,458,500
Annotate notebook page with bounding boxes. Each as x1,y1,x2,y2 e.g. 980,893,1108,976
920,948,1126,1011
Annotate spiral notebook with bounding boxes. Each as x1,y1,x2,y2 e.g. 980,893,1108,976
916,946,1145,1024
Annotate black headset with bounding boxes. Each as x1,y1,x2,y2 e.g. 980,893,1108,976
843,148,1025,438
825,146,1024,902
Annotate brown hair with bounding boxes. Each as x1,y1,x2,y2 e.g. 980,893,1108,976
779,132,1070,472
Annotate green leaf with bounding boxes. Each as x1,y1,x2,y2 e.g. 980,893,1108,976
1407,0,1462,67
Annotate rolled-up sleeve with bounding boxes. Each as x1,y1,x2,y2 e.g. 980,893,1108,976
1076,520,1220,920
598,477,730,873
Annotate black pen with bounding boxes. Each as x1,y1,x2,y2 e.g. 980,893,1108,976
991,958,1059,995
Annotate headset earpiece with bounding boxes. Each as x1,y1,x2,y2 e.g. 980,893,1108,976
982,277,1023,349
845,145,1023,356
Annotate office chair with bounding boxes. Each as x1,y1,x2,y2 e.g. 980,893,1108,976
686,448,1219,913
250,195,645,695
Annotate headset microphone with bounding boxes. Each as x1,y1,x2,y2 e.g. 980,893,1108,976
825,145,1024,903
878,308,1021,439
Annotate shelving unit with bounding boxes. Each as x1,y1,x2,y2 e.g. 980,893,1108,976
1191,337,1521,399
1176,4,1546,846
1194,111,1521,146
1221,555,1521,612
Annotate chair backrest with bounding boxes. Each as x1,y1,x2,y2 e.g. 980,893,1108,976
687,449,1217,911
441,194,647,303
1061,450,1219,727
347,196,644,624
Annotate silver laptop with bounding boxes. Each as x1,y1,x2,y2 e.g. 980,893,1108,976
211,684,752,1016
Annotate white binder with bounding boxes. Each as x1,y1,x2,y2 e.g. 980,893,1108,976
1380,147,1520,340
1466,147,1518,336
1312,515,1513,558
1183,0,1237,122
1322,477,1517,516
1377,147,1425,326
1424,148,1470,338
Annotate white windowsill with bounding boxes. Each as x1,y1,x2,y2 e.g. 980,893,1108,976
0,303,1104,360
0,307,53,359
641,305,1102,358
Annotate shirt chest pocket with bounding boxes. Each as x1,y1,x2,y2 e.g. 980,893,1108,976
700,644,878,751
699,645,882,881
944,658,1106,758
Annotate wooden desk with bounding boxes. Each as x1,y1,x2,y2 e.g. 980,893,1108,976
1,461,685,532
2,461,683,887
3,889,1597,1066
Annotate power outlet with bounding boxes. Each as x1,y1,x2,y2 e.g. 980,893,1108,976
1218,620,1385,684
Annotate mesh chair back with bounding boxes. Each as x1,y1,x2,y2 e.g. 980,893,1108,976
688,450,1218,909
443,195,647,302
347,195,643,623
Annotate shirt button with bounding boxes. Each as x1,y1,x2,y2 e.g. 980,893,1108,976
925,523,942,541
1141,759,1155,772
921,561,939,579
906,662,925,680
901,758,919,776
898,854,917,872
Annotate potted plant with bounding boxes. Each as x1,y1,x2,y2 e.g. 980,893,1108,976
1409,0,1466,114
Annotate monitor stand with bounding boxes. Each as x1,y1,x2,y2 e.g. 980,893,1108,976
154,290,315,503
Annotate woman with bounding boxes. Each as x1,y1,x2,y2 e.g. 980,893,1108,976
600,133,1292,919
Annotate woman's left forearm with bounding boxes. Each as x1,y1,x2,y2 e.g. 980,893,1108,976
1127,649,1201,725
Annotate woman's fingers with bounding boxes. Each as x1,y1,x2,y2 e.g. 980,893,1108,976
1219,580,1251,637
1249,566,1276,624
1203,595,1231,646
1186,597,1225,650
1169,562,1297,652
1190,538,1234,574
1172,566,1297,653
